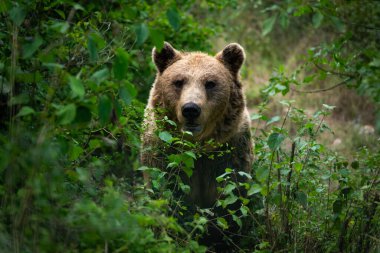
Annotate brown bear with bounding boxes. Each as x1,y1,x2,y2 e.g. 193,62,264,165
141,42,253,208
141,42,254,250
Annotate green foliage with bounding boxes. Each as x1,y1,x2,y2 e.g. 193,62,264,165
0,0,379,252
0,0,223,252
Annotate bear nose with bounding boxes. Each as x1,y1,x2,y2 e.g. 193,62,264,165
182,102,201,120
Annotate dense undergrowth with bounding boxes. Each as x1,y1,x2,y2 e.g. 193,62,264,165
0,1,379,252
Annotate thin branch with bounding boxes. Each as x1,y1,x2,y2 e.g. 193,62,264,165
291,77,352,93
313,62,356,78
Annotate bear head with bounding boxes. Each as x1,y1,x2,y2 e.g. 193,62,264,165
150,42,246,142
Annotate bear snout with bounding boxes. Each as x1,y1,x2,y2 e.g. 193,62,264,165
181,102,201,121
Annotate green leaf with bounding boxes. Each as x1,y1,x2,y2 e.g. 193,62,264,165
185,151,196,159
295,191,307,208
166,7,180,31
323,104,336,110
279,12,289,28
135,23,149,46
90,68,109,84
113,48,129,80
267,133,285,151
312,11,324,28
251,114,262,120
159,131,173,144
266,116,280,125
351,161,359,169
303,74,316,83
87,34,98,62
216,217,229,230
238,171,252,179
223,184,236,195
68,76,85,98
247,184,262,196
16,106,35,117
222,195,238,208
262,15,277,36
119,82,137,105
150,29,165,51
9,6,26,26
294,163,303,172
22,35,43,59
98,95,112,125
256,166,269,184
57,104,76,125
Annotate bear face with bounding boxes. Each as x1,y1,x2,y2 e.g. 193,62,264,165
149,42,247,143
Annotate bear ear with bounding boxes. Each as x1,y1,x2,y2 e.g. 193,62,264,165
152,42,181,73
216,43,245,76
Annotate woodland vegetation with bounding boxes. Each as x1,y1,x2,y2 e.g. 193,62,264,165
0,0,379,252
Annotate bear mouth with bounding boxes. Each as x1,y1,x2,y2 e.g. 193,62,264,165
183,123,202,134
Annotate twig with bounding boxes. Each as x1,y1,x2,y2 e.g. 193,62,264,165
291,77,352,93
313,62,356,78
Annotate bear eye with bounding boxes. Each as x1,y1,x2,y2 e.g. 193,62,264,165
173,79,184,89
205,81,217,90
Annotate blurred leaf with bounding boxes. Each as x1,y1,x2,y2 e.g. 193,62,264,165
247,184,262,196
49,21,69,33
266,116,280,125
296,191,307,208
251,114,262,120
351,161,359,169
16,106,35,117
22,35,43,59
312,11,324,28
119,82,137,105
9,6,25,26
113,48,129,80
262,15,277,36
69,76,85,99
330,16,346,32
167,7,180,31
87,34,98,62
159,131,173,144
90,68,109,84
267,133,285,151
57,104,76,125
279,12,289,28
135,23,149,46
150,29,165,51
98,95,112,124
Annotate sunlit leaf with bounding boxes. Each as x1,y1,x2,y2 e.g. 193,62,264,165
167,7,180,31
262,15,277,36
16,106,35,117
267,132,285,150
135,23,149,46
9,6,26,26
69,76,85,98
150,29,165,51
57,104,76,125
113,48,129,80
159,131,173,144
22,35,43,59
